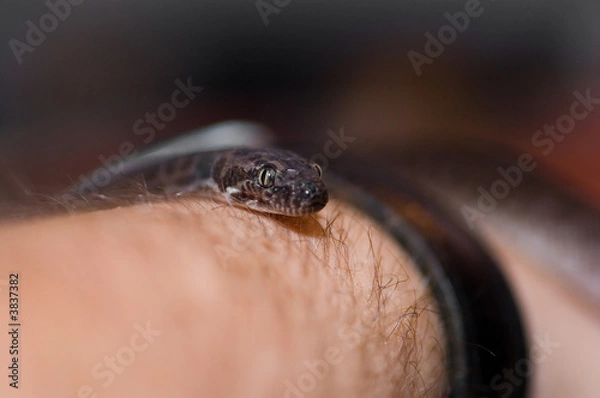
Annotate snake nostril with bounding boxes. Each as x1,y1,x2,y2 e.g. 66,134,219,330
300,181,317,197
299,181,318,197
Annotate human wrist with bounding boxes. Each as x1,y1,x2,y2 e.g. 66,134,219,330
0,197,446,397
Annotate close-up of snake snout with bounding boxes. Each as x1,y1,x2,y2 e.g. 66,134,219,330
215,148,329,217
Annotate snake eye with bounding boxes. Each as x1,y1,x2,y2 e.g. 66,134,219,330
258,167,276,188
312,163,323,178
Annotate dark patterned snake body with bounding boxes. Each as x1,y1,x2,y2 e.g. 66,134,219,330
73,147,328,217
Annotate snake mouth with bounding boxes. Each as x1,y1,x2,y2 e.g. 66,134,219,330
291,179,329,215
248,190,328,217
296,190,329,216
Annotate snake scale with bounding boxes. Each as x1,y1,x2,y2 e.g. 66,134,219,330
72,146,329,217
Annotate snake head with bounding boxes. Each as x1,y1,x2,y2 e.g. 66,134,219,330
214,148,329,216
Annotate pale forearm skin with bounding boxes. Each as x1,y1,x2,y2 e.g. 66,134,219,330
0,198,446,397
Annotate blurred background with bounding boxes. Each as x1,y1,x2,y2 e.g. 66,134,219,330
2,3,600,396
0,0,599,203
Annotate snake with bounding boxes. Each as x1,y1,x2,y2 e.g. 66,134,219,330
69,121,600,305
55,121,578,396
72,144,329,217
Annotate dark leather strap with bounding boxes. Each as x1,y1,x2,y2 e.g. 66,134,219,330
327,171,529,397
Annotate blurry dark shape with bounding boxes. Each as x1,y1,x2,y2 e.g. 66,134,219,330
0,0,598,197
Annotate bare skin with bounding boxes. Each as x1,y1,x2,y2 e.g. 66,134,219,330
1,179,598,397
0,198,446,398
480,225,600,398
